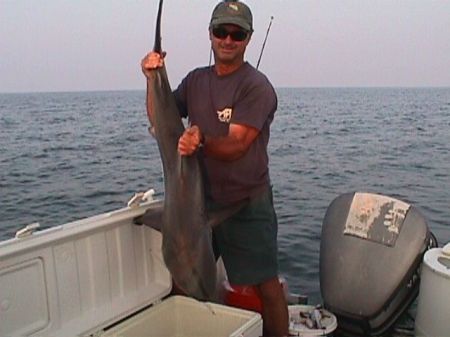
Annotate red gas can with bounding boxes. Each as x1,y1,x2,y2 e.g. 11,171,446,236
223,277,288,313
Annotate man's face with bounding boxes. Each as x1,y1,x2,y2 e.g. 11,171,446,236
210,24,251,65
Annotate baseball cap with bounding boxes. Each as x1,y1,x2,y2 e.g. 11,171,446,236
209,1,253,32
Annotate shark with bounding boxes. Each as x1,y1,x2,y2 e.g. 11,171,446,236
137,0,249,300
141,0,217,300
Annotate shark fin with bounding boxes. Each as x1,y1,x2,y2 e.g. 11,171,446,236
134,198,249,231
133,200,164,231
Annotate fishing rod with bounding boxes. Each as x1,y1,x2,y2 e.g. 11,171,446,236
256,16,274,70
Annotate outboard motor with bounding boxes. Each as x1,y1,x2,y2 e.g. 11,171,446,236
319,192,437,336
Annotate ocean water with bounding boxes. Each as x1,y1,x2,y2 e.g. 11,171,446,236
1,88,450,309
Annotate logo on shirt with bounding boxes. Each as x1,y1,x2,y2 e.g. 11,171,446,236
217,108,232,123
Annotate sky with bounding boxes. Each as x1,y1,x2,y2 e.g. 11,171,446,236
1,0,450,93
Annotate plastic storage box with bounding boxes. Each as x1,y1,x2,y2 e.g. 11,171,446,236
103,295,262,337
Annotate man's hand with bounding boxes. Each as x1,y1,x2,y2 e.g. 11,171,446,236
178,125,203,156
141,51,166,78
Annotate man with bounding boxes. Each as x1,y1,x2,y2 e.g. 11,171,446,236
141,1,288,335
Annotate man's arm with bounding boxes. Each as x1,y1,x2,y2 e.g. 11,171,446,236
141,51,165,127
178,123,259,161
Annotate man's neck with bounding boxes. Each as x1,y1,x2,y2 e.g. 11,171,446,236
214,60,245,76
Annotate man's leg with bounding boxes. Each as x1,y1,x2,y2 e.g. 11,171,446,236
257,276,289,337
212,187,288,335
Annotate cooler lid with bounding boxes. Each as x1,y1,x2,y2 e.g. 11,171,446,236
423,243,450,279
0,200,171,337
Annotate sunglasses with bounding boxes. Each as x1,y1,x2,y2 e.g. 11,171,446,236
212,26,248,42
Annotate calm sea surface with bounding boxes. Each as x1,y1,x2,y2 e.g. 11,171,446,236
1,88,450,308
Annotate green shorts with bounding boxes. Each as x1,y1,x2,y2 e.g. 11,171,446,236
210,187,279,285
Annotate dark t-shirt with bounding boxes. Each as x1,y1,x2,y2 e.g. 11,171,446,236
173,62,277,204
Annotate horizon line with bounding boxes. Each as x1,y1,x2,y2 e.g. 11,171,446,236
2,85,450,95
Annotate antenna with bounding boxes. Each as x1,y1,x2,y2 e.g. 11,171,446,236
256,16,274,70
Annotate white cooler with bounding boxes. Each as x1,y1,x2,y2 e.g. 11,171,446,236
103,295,261,337
0,202,261,337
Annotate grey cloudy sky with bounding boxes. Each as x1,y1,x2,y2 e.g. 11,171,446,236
1,0,449,93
